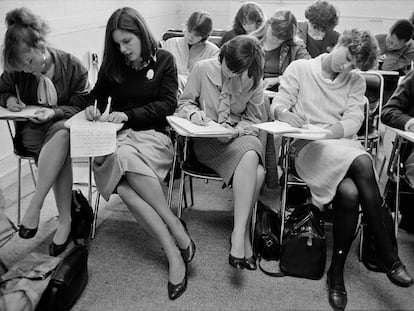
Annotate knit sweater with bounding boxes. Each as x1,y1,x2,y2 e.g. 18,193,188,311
270,54,365,137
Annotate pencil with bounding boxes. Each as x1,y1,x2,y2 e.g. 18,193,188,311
93,100,97,121
14,84,24,108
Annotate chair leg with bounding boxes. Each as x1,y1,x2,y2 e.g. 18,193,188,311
90,193,101,240
28,160,37,187
17,158,22,226
189,176,194,207
177,169,186,218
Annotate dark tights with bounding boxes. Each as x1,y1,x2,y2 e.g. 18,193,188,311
329,154,399,286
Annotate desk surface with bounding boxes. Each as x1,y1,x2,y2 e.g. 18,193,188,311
385,125,414,143
368,70,399,76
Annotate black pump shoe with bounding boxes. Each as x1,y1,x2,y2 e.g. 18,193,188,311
386,262,414,287
19,225,38,239
327,273,347,311
178,219,196,263
244,255,257,270
168,266,188,300
229,254,245,269
49,236,72,257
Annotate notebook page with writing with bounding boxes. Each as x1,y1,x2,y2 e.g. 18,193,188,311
167,115,233,137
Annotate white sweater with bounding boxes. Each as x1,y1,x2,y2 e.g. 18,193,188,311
270,55,366,137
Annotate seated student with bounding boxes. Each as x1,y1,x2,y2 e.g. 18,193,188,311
251,10,311,92
381,70,414,233
219,1,265,47
162,11,219,93
0,8,89,256
375,19,414,74
297,0,340,57
177,35,265,271
85,7,195,300
270,28,413,311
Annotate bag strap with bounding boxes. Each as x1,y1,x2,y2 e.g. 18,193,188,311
257,257,286,277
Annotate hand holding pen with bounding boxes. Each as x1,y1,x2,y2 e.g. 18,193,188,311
85,100,101,121
6,85,26,112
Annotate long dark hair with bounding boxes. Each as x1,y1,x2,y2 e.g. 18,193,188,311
219,35,264,90
2,7,49,72
232,2,265,35
101,7,158,83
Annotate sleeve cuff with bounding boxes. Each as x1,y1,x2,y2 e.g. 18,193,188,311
53,108,64,120
404,118,414,131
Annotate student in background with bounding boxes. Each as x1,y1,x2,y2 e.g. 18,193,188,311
375,19,414,74
271,29,413,311
381,70,414,233
162,11,219,93
0,7,89,256
85,7,194,300
178,35,265,271
251,10,310,92
297,0,340,58
220,2,265,47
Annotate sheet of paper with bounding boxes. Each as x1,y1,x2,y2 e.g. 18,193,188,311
253,121,330,134
0,105,40,120
167,115,233,137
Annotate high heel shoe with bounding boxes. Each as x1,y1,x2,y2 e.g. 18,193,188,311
228,237,244,269
244,255,257,271
327,271,347,311
19,225,38,239
168,264,188,300
385,262,414,287
179,219,196,263
49,235,72,257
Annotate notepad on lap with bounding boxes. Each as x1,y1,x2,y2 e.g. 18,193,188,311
0,105,40,120
167,115,233,137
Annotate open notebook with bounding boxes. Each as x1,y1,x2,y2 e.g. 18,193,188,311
167,115,233,137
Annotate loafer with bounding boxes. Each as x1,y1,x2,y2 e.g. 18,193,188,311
327,273,347,311
168,265,187,300
386,262,414,287
19,225,38,239
244,255,257,270
49,236,72,257
179,219,196,263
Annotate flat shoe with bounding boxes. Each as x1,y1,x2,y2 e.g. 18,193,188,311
19,225,38,239
386,262,414,287
327,273,347,311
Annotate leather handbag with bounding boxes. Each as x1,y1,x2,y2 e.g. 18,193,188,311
279,203,326,280
36,244,89,311
71,189,94,240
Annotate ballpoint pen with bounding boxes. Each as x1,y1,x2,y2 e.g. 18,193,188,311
93,100,97,122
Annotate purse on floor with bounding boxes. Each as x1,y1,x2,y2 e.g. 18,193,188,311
71,189,94,240
36,244,89,311
279,203,326,280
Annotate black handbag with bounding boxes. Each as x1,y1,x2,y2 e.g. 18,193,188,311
71,189,94,240
279,203,326,280
36,245,89,311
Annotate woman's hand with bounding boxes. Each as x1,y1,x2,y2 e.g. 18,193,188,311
6,96,26,111
408,124,414,132
189,110,210,125
264,77,280,90
85,105,101,121
30,107,55,123
217,123,239,143
100,111,128,123
279,110,308,128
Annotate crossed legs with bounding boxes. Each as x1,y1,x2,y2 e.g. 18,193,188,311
21,129,72,244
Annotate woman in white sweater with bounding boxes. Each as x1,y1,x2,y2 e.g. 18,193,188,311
271,29,413,311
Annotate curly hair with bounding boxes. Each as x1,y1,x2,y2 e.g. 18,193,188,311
232,2,265,35
338,29,378,71
2,7,50,72
305,1,339,32
219,35,264,90
186,11,213,41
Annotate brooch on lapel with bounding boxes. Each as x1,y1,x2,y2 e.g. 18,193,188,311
146,69,154,80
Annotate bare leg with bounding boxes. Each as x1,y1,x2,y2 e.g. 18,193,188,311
52,152,72,244
117,180,185,284
125,172,190,249
230,150,261,258
21,130,70,229
244,164,265,258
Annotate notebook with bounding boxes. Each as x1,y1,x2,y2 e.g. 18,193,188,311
0,105,40,120
167,115,233,137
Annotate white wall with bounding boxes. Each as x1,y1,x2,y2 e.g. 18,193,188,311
0,0,412,185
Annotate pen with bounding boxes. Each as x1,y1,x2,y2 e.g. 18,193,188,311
15,84,25,108
93,100,97,121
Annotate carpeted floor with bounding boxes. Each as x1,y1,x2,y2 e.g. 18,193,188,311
2,173,414,311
